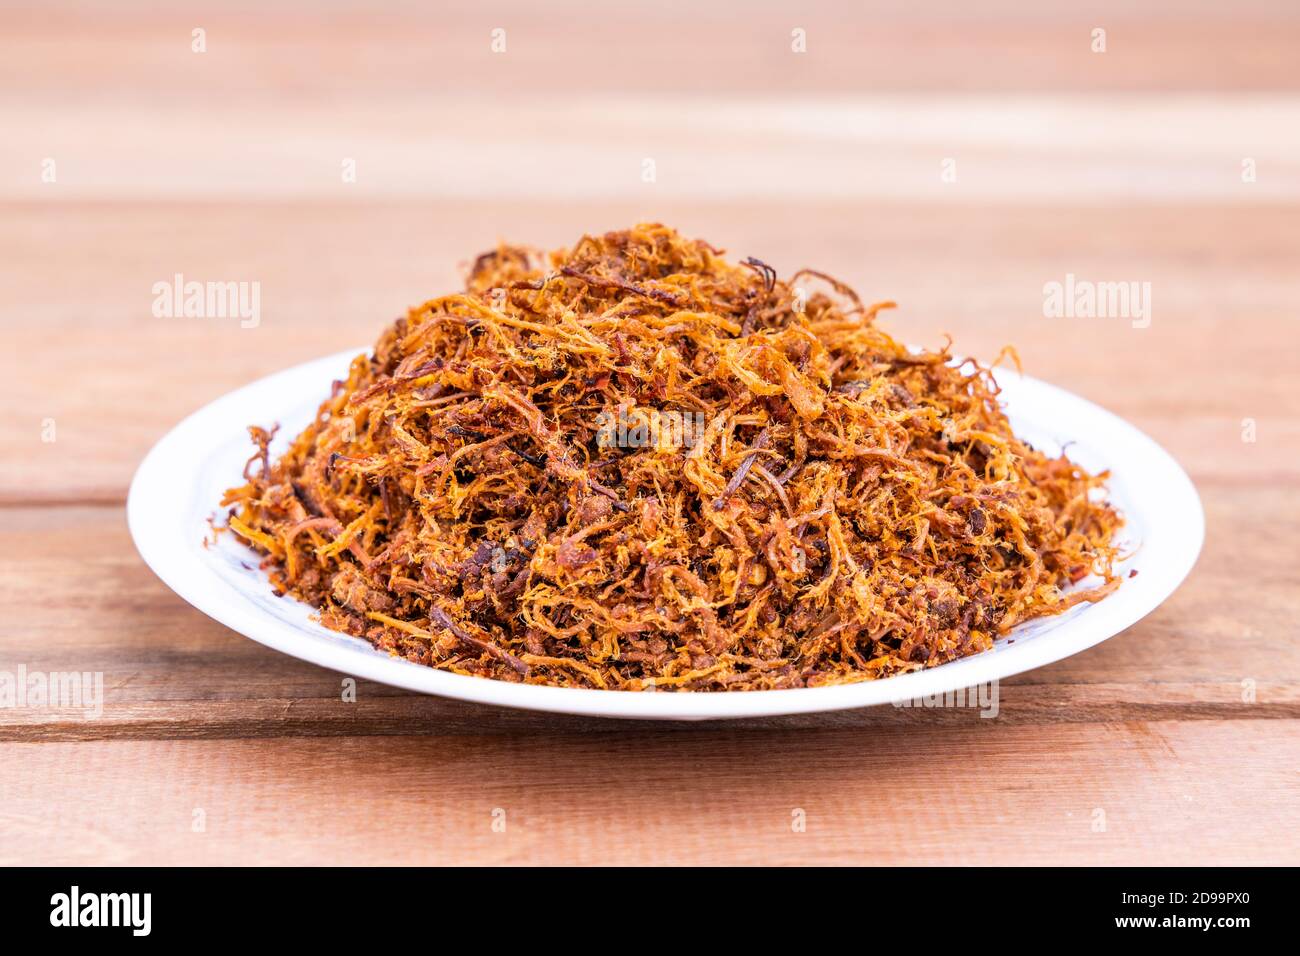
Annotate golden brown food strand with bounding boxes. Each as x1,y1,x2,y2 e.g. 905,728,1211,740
220,223,1121,691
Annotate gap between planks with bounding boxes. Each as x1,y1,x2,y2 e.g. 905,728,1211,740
5,682,1297,742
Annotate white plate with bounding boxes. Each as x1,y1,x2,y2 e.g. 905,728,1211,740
128,348,1203,720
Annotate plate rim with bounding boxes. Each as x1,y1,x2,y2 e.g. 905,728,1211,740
127,347,1204,720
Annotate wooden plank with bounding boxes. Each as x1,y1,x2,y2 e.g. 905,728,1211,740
2,721,1296,865
0,500,1295,740
2,201,1298,502
6,96,1300,202
5,0,1300,101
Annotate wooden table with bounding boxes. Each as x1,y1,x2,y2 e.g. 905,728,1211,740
2,1,1297,865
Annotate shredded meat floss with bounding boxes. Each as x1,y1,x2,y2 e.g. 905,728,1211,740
221,224,1122,691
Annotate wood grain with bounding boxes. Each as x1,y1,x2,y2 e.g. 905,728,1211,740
7,97,1300,202
2,722,1297,865
1,0,1297,866
6,0,1300,99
